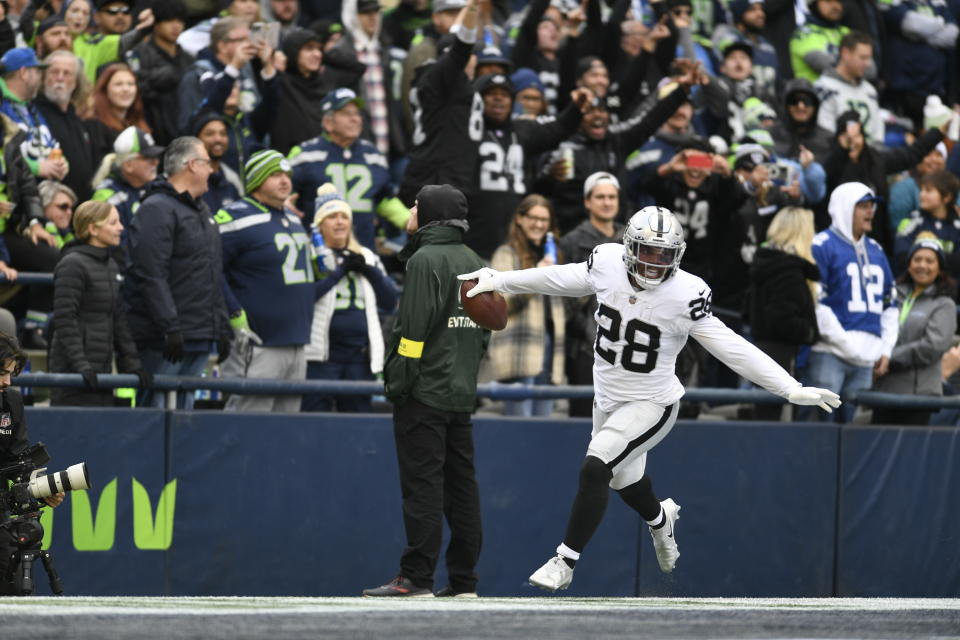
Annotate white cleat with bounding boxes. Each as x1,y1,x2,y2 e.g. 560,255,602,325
650,498,681,573
528,555,574,592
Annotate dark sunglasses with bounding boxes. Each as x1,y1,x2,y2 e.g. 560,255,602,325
102,5,132,15
787,95,814,107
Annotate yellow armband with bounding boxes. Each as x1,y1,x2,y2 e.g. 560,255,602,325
398,337,424,359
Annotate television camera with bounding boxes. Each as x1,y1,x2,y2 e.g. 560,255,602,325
0,442,90,595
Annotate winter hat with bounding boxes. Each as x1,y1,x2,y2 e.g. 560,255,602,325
415,184,468,230
313,183,352,226
835,110,861,137
742,97,776,130
475,44,512,72
244,150,291,194
729,0,763,23
510,67,544,94
907,236,946,272
733,142,769,171
152,0,188,23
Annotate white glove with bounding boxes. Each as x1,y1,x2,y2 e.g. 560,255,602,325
457,268,502,298
787,386,842,413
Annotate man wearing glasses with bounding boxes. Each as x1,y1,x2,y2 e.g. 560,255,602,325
95,0,134,35
125,136,233,409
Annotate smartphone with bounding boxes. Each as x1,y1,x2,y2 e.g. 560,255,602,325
686,152,713,170
250,22,265,44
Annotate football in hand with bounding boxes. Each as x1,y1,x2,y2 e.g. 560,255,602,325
460,279,508,331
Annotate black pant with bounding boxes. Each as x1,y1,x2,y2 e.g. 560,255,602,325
754,340,798,421
872,406,931,426
566,346,594,417
393,398,482,592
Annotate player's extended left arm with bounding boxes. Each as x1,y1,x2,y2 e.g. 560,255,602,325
458,262,595,298
690,315,841,412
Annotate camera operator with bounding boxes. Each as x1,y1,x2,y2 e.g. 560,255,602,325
0,332,64,510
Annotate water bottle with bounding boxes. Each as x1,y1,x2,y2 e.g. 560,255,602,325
311,230,328,278
544,231,557,264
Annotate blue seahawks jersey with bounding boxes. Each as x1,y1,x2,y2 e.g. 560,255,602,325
812,228,895,337
92,174,143,229
216,197,315,346
288,135,392,251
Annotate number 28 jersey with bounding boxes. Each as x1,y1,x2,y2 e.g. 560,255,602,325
495,243,800,412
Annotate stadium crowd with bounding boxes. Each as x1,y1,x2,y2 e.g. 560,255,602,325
0,0,956,423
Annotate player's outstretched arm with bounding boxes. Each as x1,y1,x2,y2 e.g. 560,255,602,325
459,262,595,298
787,387,842,413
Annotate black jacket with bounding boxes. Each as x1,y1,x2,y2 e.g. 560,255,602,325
34,95,95,202
537,86,688,232
49,242,141,406
124,180,231,347
747,246,821,345
126,39,195,145
0,388,27,466
0,114,43,233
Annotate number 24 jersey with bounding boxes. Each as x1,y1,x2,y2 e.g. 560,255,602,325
496,243,799,412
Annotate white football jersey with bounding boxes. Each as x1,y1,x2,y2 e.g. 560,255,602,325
495,243,800,412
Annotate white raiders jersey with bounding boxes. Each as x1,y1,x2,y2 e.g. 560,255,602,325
495,243,801,412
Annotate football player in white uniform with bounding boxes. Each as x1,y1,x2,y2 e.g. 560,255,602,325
459,206,841,592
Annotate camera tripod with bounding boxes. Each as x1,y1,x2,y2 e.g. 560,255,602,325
1,514,63,595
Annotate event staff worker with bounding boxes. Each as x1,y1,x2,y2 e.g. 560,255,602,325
216,149,318,412
363,184,489,599
288,88,409,252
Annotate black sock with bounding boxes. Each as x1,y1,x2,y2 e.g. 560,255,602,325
617,474,662,523
562,456,613,556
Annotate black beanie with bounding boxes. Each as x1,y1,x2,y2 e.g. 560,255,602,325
153,0,188,24
416,184,468,227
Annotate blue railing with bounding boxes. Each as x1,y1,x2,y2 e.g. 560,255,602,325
12,372,960,410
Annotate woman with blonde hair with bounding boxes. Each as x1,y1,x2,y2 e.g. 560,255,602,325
746,206,821,420
487,194,566,417
48,200,150,406
301,184,399,412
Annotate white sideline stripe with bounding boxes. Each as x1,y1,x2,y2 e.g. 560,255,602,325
0,597,958,616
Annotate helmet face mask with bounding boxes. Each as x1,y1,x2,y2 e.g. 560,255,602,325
622,206,686,289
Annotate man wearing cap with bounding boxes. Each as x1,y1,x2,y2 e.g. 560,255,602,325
288,88,408,251
814,31,883,146
789,0,849,82
215,149,318,412
465,72,591,259
557,171,625,417
125,136,232,409
35,17,73,58
643,141,749,283
538,64,703,233
713,41,777,142
72,1,155,84
91,126,164,231
35,50,94,202
190,112,242,214
770,78,832,163
363,183,489,598
803,182,898,423
126,0,194,145
94,0,134,36
712,0,779,94
397,0,482,207
0,47,64,181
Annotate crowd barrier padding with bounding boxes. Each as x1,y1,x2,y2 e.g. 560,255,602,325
16,408,958,597
836,425,960,597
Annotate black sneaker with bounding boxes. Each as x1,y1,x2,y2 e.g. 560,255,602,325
435,585,478,598
362,576,434,598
